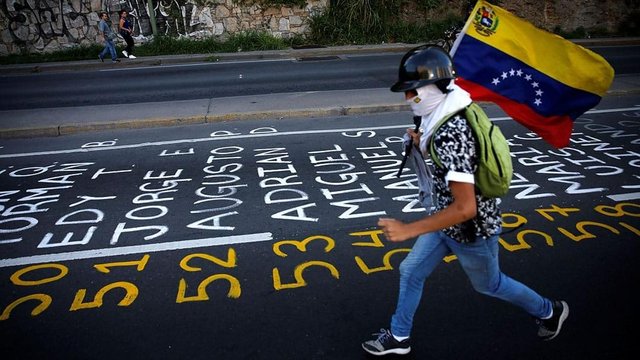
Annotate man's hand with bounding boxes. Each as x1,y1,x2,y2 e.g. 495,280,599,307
407,128,421,147
378,218,413,242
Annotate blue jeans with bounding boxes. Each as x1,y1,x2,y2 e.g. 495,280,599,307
390,230,552,337
99,39,117,61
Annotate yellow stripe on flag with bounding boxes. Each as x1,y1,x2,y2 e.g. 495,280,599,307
463,1,614,97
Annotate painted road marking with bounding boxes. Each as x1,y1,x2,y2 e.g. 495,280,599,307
0,107,637,159
99,58,293,73
607,192,640,201
98,53,396,73
0,232,273,268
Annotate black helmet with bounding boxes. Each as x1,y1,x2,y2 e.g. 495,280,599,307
390,45,456,93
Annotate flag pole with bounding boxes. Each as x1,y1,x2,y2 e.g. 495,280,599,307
450,0,481,56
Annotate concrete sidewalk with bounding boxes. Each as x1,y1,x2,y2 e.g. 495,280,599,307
0,43,418,76
1,38,639,139
0,88,409,138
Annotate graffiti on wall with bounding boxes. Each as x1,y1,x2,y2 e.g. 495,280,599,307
0,0,322,55
1,0,93,48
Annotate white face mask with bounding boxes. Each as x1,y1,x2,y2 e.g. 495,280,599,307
406,84,446,116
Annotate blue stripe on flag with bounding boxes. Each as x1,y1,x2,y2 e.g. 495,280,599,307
452,36,602,120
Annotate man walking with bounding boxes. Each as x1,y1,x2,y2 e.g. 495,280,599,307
361,45,569,356
98,11,120,63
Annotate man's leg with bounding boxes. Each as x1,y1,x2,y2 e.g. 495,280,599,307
362,231,449,356
99,43,109,60
390,231,450,337
107,40,117,61
449,234,568,339
448,234,550,316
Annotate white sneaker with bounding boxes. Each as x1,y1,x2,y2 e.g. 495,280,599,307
122,50,128,57
128,54,137,59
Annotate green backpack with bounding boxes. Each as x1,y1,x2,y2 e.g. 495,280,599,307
428,103,513,198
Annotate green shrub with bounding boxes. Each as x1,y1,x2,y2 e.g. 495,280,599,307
223,30,289,52
307,1,463,45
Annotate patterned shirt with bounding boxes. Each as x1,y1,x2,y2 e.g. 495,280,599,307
430,113,502,243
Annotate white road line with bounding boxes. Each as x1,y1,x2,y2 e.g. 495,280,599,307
0,232,273,268
607,192,640,201
0,107,637,159
99,58,292,72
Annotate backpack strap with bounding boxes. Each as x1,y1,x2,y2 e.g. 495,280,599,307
428,107,467,168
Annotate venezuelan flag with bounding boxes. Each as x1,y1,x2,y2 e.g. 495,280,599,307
450,0,614,148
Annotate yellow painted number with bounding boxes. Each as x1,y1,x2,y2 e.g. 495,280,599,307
273,235,335,257
501,213,527,229
70,281,138,311
10,263,68,286
272,235,339,290
619,222,640,236
272,261,339,290
176,249,240,302
500,230,554,252
2,264,68,320
558,221,620,242
1,294,52,321
349,230,385,247
595,202,640,217
354,248,410,274
535,205,580,221
94,254,149,273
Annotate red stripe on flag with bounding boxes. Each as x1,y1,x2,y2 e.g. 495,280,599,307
457,78,573,148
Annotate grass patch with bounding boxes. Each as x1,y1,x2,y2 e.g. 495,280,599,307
0,44,104,65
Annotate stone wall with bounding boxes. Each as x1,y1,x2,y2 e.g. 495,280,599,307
498,0,637,35
0,0,328,56
0,0,636,56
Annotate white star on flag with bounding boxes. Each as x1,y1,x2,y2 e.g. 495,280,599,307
490,68,545,108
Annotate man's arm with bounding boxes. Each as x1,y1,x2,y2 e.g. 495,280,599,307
378,180,476,242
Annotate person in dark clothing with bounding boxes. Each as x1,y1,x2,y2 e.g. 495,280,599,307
118,9,136,59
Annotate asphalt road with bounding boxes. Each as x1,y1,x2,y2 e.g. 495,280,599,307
0,54,399,110
1,43,638,111
0,93,638,359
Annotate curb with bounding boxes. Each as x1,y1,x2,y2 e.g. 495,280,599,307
59,115,208,136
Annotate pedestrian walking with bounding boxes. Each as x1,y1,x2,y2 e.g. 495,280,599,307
361,45,569,356
118,9,136,59
98,11,120,63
